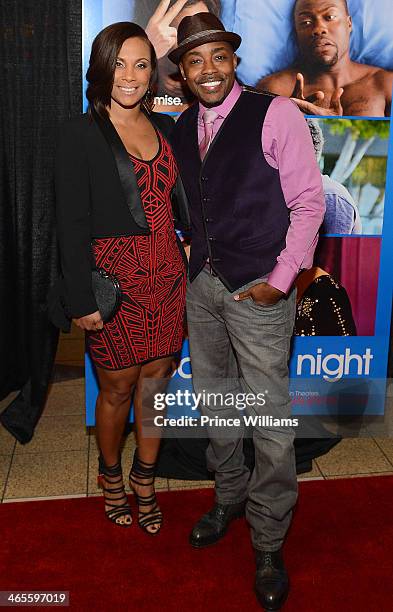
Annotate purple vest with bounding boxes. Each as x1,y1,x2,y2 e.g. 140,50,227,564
171,88,290,291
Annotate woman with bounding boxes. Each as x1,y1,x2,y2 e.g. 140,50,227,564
54,22,189,533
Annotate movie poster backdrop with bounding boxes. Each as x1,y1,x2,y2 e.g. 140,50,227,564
83,0,393,424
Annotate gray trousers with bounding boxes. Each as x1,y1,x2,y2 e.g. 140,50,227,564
186,269,298,551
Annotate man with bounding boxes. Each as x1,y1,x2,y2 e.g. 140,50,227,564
257,0,393,117
168,13,325,610
139,0,221,111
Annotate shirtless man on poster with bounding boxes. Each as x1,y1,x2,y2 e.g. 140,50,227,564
257,0,393,117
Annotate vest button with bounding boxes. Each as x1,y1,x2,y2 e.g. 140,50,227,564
208,236,216,242
201,176,208,182
202,197,210,203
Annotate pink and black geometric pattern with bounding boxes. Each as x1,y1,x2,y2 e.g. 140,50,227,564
87,131,186,370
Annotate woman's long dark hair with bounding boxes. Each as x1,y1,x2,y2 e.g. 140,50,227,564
86,22,157,119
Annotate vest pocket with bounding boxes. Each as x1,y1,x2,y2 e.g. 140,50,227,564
239,233,277,250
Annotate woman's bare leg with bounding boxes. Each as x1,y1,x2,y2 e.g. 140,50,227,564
95,364,141,525
131,355,174,532
133,356,173,460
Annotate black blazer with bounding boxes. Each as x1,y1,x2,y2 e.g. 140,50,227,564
49,110,190,330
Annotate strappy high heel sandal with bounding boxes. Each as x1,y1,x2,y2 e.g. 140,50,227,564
129,451,163,535
97,455,132,528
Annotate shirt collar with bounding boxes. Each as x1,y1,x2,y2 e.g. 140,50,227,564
198,80,242,120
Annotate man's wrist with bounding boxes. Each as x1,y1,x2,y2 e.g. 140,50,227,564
267,264,298,295
265,282,285,297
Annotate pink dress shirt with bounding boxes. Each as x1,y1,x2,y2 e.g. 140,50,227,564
198,81,325,294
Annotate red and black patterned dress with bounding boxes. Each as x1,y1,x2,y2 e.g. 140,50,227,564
87,130,187,370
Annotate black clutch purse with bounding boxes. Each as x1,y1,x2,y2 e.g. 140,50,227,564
91,268,122,323
47,268,122,332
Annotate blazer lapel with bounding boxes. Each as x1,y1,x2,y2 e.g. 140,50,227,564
92,110,149,230
148,111,191,230
148,111,171,140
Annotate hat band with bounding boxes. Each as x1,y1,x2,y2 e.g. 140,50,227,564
178,28,228,48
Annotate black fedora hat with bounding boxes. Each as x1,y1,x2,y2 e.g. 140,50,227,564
168,12,241,65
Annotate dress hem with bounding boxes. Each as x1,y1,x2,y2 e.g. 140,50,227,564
89,349,182,372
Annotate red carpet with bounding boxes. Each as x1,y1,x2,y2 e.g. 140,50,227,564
1,476,393,611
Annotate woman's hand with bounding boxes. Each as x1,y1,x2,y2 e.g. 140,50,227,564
183,243,190,261
73,310,103,331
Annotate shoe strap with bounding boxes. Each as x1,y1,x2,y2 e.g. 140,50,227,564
98,454,122,477
129,451,162,532
139,510,162,529
131,452,156,476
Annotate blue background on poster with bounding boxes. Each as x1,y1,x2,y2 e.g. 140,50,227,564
82,0,393,100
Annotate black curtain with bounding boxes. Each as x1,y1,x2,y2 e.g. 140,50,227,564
0,0,82,443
